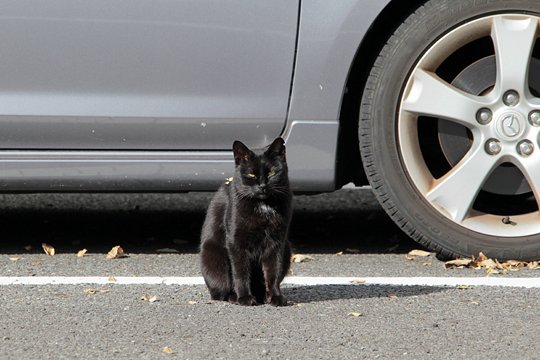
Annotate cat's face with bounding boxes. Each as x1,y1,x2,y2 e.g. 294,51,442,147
232,138,288,200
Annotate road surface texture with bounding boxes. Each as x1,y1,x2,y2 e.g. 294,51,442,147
0,189,539,359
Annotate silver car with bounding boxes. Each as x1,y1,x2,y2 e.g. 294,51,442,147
2,0,540,260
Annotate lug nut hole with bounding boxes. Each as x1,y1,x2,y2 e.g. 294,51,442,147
503,90,519,106
517,140,534,156
485,139,501,155
476,108,492,125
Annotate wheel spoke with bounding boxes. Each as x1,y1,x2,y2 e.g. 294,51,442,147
426,145,499,223
514,157,540,210
402,69,487,128
491,15,538,94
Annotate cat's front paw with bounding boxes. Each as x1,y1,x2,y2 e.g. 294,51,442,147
227,293,238,303
237,295,258,306
266,294,287,307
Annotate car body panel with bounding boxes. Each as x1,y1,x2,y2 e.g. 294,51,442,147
0,0,392,192
288,0,391,122
0,121,337,192
0,0,298,150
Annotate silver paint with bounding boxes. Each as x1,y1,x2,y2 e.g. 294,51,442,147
0,0,391,191
0,0,297,149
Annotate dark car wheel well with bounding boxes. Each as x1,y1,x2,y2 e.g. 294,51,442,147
335,0,428,189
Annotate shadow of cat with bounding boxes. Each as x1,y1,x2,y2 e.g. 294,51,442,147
283,284,446,303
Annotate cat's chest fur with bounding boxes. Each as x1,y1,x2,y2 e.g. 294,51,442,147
255,202,277,218
231,198,284,231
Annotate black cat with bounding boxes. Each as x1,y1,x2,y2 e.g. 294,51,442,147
200,137,292,306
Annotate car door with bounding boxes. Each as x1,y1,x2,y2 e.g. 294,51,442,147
0,0,298,150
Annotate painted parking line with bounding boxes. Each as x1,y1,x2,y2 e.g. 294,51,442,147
0,276,540,288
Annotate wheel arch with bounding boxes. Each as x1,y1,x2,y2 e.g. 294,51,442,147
335,0,429,188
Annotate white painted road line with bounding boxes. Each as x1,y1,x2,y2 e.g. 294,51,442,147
0,276,204,286
285,276,540,288
0,276,540,288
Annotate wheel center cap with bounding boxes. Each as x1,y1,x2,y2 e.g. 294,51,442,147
496,111,525,140
501,114,520,136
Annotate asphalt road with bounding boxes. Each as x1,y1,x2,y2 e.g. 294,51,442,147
1,189,539,359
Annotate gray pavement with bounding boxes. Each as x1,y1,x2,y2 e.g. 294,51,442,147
2,285,539,359
0,189,539,359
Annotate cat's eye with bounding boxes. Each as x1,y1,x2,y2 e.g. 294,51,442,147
247,173,256,178
268,170,276,177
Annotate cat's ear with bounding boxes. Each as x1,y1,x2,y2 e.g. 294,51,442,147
266,137,286,161
232,140,253,165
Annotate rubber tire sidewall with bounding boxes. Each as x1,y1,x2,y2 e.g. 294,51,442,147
360,0,540,260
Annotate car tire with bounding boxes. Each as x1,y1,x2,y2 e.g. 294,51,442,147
360,0,540,260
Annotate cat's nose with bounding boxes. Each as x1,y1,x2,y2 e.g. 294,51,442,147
260,183,267,189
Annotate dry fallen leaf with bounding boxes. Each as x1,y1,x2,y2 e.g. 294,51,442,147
387,294,398,299
470,253,503,274
9,257,20,261
42,243,55,256
477,258,498,271
456,285,471,289
444,258,473,268
350,279,366,284
162,347,174,354
469,300,480,305
108,275,117,283
504,260,526,268
106,245,125,259
141,295,158,302
408,249,432,257
348,312,363,317
188,300,197,305
76,249,88,257
335,251,344,256
422,262,432,267
291,254,314,263
443,252,540,275
84,288,110,295
475,252,489,263
497,259,537,271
